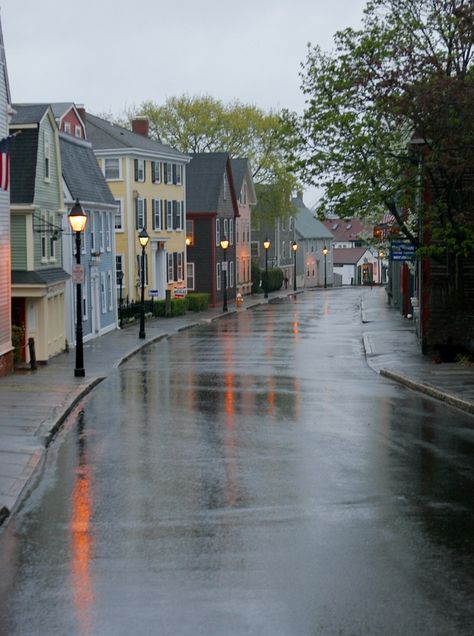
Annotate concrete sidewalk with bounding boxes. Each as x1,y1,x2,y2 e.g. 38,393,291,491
1,286,473,527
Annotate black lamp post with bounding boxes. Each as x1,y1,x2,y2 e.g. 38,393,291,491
220,237,229,312
117,269,124,328
68,199,88,377
138,228,150,339
292,241,298,292
322,245,328,289
378,250,385,285
263,237,270,298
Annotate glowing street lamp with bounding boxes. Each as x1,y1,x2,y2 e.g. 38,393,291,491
68,199,88,377
263,238,270,299
292,241,298,292
322,245,328,289
220,237,229,312
138,228,150,339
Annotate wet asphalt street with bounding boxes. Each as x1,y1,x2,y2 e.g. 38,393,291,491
0,288,473,636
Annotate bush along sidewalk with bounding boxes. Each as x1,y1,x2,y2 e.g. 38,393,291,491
120,293,210,324
261,267,284,293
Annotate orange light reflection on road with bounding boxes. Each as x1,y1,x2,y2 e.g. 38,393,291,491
70,460,94,635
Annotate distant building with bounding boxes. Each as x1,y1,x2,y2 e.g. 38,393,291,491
231,158,256,296
333,247,380,285
323,217,372,248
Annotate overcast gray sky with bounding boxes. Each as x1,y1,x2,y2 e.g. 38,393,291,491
2,0,368,206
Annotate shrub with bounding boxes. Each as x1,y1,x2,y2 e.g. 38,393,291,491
186,293,210,312
251,260,261,293
12,325,24,364
261,267,284,293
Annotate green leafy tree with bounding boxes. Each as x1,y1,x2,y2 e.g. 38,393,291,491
125,95,297,219
284,0,474,262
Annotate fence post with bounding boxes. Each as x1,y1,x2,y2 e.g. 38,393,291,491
28,337,37,371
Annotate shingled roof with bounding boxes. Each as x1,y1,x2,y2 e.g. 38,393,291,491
10,103,50,125
60,133,115,205
323,217,372,243
292,195,333,240
10,128,39,204
85,113,189,161
186,153,229,213
333,247,369,265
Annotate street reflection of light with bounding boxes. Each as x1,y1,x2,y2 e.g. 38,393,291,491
70,440,94,634
293,321,299,335
323,297,330,318
267,375,275,416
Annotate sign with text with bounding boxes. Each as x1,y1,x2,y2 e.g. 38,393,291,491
174,288,187,298
390,241,416,261
149,289,159,298
71,264,84,284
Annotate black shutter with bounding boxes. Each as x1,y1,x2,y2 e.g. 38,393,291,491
135,199,139,229
163,200,168,229
151,162,155,183
173,252,178,282
134,159,138,181
163,163,168,184
172,164,177,184
143,199,147,228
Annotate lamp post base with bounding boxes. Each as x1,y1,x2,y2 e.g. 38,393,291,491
74,368,85,377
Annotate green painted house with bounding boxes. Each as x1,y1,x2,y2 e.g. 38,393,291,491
10,104,68,362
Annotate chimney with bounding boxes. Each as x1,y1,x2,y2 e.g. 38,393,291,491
76,104,86,123
132,116,150,138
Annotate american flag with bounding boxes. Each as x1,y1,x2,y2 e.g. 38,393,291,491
0,134,13,191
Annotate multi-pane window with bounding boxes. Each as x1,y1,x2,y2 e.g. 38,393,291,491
216,263,222,290
99,213,105,252
41,211,48,262
229,261,234,288
186,263,195,290
107,271,113,310
64,122,71,134
229,219,234,245
223,218,228,241
106,213,111,251
152,199,162,230
116,254,124,285
135,159,145,182
137,254,148,285
177,252,183,281
114,199,123,230
100,272,107,314
135,198,146,230
104,158,120,180
215,218,221,246
176,201,183,230
166,201,173,230
82,272,88,320
152,161,162,183
167,253,174,283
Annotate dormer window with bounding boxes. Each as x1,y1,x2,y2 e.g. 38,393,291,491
75,125,82,138
64,122,71,134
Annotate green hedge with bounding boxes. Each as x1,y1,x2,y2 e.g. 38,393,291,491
12,325,24,364
151,298,187,317
261,267,284,293
186,293,210,311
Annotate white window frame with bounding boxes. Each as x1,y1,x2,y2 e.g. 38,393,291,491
99,213,105,253
107,271,113,311
186,262,195,291
223,218,229,241
229,218,234,245
215,218,221,246
82,272,88,321
114,199,123,231
229,261,234,288
49,211,56,262
75,125,82,138
216,262,221,290
116,254,124,285
152,161,162,183
137,254,148,286
40,211,48,262
136,198,145,230
104,158,121,180
176,201,183,231
135,159,145,182
176,164,183,185
177,252,183,282
166,201,173,230
106,213,112,251
63,122,71,134
100,272,107,314
153,199,162,230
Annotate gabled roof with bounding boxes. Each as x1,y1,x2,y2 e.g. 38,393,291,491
230,158,257,204
323,217,372,242
49,102,76,119
333,247,370,265
10,128,39,204
187,152,229,213
292,196,333,240
59,133,115,206
10,103,51,126
85,113,189,161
